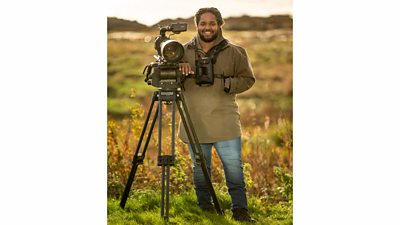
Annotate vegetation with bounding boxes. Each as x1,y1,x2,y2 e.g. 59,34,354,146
107,30,292,119
107,27,292,224
108,190,292,225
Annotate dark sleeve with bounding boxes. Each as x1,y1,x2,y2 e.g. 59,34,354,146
224,47,255,94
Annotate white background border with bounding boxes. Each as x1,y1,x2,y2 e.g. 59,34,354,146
1,0,399,224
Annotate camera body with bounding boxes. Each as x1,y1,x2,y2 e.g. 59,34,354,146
195,56,214,86
144,23,187,90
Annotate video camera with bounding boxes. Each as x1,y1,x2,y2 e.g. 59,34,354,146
144,23,187,90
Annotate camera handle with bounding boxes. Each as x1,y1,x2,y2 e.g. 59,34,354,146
119,89,224,221
143,62,157,84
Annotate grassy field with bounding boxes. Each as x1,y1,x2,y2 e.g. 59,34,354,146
107,28,293,224
108,190,292,225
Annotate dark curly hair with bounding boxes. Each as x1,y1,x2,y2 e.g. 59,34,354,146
194,7,224,26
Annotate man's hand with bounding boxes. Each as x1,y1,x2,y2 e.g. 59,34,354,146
179,63,194,76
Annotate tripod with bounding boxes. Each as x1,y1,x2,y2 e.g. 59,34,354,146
119,88,223,220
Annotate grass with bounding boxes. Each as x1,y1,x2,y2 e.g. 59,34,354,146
107,115,293,200
108,190,292,225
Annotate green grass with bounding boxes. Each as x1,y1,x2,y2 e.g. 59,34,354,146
108,190,292,225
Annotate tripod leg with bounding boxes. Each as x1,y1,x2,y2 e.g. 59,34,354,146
176,93,224,215
156,91,167,218
158,156,173,221
165,164,170,220
120,92,159,209
165,92,176,220
160,165,165,217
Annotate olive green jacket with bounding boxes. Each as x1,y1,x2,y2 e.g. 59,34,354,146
178,30,255,143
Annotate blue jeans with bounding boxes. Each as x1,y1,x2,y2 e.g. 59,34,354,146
188,137,248,210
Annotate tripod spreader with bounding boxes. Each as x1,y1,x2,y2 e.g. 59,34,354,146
158,155,175,166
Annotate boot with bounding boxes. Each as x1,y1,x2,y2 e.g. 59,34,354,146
232,208,256,222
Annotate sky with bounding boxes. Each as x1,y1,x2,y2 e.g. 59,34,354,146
107,0,292,26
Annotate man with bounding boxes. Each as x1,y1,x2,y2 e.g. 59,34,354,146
178,7,256,222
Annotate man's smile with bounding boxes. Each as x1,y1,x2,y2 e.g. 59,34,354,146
202,30,214,35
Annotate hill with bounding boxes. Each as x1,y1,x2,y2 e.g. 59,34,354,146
224,15,292,30
107,15,292,32
107,17,151,32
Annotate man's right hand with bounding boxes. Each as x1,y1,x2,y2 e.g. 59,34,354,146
179,63,194,76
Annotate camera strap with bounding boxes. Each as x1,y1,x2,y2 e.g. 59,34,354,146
207,39,228,64
192,38,229,65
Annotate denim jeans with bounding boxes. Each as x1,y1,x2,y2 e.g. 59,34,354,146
187,137,248,210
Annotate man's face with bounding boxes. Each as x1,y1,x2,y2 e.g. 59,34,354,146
197,12,220,43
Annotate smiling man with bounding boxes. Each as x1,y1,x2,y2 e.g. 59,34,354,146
178,7,256,222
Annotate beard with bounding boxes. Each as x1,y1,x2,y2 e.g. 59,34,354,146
198,29,219,43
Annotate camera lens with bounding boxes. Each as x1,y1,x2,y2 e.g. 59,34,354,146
161,40,184,63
